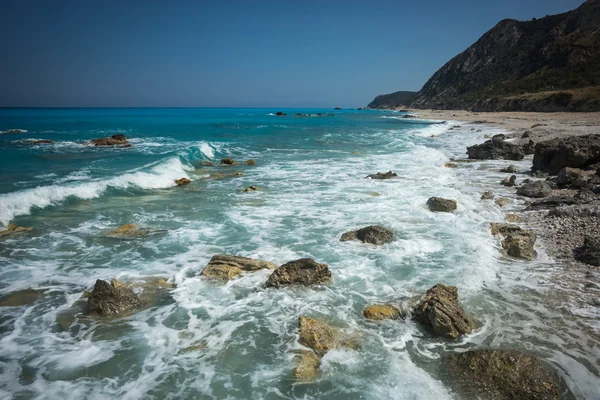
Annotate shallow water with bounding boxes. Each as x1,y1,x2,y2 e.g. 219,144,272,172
0,108,598,399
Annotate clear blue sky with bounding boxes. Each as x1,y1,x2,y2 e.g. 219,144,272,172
0,0,585,107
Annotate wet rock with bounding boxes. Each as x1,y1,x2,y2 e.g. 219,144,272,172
495,198,512,207
0,223,34,238
293,350,321,381
340,225,394,245
265,258,331,288
87,279,142,317
444,162,457,168
532,134,600,175
0,289,45,307
426,197,457,212
246,159,256,165
500,165,517,173
174,177,191,187
467,138,524,161
412,284,475,339
491,223,537,260
505,214,524,223
522,131,532,138
220,158,235,165
363,304,401,320
29,139,54,144
200,254,276,280
4,129,27,134
365,171,397,180
481,191,494,200
522,139,536,155
298,316,338,357
275,111,287,116
445,349,563,400
574,236,600,266
501,175,517,187
202,161,215,166
104,224,161,239
90,134,130,146
517,181,552,198
244,186,260,192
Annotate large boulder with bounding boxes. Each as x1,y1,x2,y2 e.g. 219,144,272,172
445,349,563,400
517,181,552,198
427,197,457,212
574,236,600,266
532,134,600,175
365,171,397,180
412,284,476,339
490,223,537,260
466,137,525,160
0,223,34,238
200,254,276,280
87,279,142,317
363,304,402,320
340,225,394,245
265,258,331,288
90,134,130,146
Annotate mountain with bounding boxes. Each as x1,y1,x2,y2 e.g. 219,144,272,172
367,91,417,109
372,0,600,112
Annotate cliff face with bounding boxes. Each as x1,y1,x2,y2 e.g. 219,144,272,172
367,91,417,109
376,0,600,112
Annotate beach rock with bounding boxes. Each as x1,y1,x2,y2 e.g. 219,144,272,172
466,138,524,161
481,191,494,200
522,131,532,138
340,225,394,245
87,279,142,317
444,162,457,168
412,284,475,339
532,134,600,175
517,181,552,198
574,236,600,266
500,165,517,173
556,167,593,188
244,186,260,192
365,171,397,180
220,158,235,165
200,254,276,280
246,159,256,165
495,198,512,207
492,134,506,141
505,214,524,223
491,223,537,260
0,223,34,238
265,258,331,288
90,134,129,146
363,304,401,320
0,289,45,307
501,175,517,187
104,224,158,239
426,197,457,212
293,350,321,381
522,139,536,155
298,316,338,357
29,139,54,144
174,177,191,187
445,349,563,400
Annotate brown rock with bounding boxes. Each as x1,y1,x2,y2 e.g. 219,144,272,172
265,258,331,288
174,177,191,186
481,191,495,200
427,197,457,212
29,139,54,144
90,134,130,146
0,289,45,307
412,284,476,339
200,254,276,280
491,223,537,260
495,198,512,207
444,163,458,168
505,214,524,223
0,223,34,238
87,279,142,317
244,186,260,192
246,159,257,165
298,316,338,357
365,171,398,180
363,304,401,320
104,224,159,239
293,350,321,382
221,158,235,165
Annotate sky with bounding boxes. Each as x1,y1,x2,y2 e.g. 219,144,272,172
0,0,586,107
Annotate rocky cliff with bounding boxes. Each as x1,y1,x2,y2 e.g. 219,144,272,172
372,0,600,112
367,91,417,109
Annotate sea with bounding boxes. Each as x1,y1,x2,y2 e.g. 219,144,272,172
0,108,598,399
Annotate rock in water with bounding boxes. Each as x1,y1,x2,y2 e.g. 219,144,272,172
444,163,457,168
293,350,321,382
517,181,552,198
365,171,398,180
363,304,401,320
90,134,130,146
501,175,517,187
0,289,45,307
104,224,158,239
246,159,257,165
87,279,142,317
466,137,524,161
445,349,563,400
574,236,600,266
0,223,34,238
298,316,338,357
522,139,536,155
174,177,191,186
490,223,537,260
481,191,494,200
340,225,394,245
427,197,457,212
532,134,600,174
200,254,277,280
265,258,331,288
220,158,235,165
500,165,517,173
412,284,475,339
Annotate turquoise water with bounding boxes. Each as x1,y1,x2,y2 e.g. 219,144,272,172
0,108,597,399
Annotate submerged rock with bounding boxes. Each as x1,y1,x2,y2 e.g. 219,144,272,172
490,223,537,260
265,258,331,288
220,158,235,165
495,197,512,207
426,197,457,212
340,225,394,245
28,139,54,144
244,186,261,192
90,134,130,146
0,223,34,238
532,134,600,175
0,288,45,307
246,159,257,165
574,236,600,266
412,284,475,339
481,191,494,200
104,224,162,239
445,349,563,400
363,304,401,320
444,162,457,168
87,279,142,317
293,350,321,382
466,137,524,161
200,254,276,280
500,165,517,173
517,181,552,198
365,171,397,180
174,177,191,186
